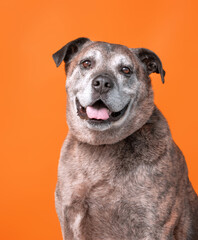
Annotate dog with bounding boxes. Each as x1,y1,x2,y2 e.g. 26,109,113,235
52,38,198,240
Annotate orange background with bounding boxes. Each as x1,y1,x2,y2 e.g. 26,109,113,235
1,0,198,239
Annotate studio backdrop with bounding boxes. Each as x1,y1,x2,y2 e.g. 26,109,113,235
1,0,198,239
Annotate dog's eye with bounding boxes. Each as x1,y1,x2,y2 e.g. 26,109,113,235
81,60,92,69
121,67,131,75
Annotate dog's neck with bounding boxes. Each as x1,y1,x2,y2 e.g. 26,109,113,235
69,105,171,150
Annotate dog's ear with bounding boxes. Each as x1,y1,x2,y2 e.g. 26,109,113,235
52,37,90,67
133,48,165,84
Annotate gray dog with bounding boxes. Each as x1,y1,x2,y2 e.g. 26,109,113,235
52,38,198,240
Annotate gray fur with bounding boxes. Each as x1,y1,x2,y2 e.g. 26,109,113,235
53,38,198,240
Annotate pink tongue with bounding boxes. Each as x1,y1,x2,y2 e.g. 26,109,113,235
86,106,110,120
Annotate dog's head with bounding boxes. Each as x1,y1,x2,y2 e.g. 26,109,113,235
52,38,165,145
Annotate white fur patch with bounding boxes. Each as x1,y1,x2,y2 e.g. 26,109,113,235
76,83,93,107
110,53,132,69
71,213,83,240
82,49,102,63
111,99,134,127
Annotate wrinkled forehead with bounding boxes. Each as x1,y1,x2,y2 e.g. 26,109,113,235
79,42,135,65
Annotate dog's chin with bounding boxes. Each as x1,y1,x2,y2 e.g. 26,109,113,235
76,98,132,132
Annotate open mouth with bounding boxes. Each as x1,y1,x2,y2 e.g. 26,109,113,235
76,98,129,123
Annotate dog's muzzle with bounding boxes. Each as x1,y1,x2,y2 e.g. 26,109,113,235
76,98,130,123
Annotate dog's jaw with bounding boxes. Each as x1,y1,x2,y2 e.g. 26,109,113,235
66,89,154,145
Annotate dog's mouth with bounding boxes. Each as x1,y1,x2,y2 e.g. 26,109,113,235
76,98,129,123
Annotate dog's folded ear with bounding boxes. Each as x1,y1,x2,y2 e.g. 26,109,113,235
133,48,165,84
52,37,90,68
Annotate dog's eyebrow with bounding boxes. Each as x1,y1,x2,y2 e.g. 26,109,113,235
81,49,102,60
110,54,133,66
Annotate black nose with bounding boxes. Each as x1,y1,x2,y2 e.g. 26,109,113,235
92,75,114,94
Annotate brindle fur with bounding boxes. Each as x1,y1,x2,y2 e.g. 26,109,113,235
53,38,198,240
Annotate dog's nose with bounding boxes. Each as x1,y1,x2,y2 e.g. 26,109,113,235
92,75,114,94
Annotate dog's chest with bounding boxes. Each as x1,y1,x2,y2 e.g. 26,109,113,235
59,141,162,239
